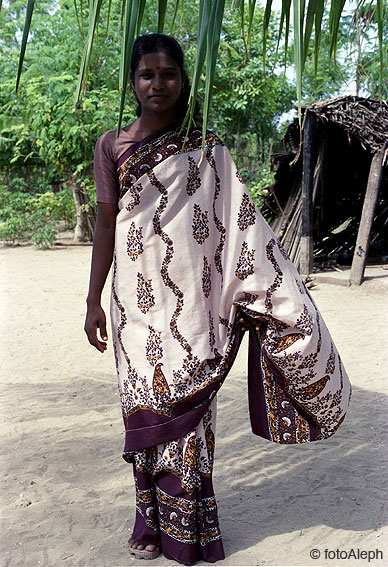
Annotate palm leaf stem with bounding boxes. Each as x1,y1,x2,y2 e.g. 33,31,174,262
16,0,35,92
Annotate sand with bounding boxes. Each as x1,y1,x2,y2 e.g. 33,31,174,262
1,244,387,567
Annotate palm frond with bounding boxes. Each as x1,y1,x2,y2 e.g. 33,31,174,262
15,0,35,92
137,0,146,35
117,0,143,133
158,0,167,33
376,0,384,92
262,0,273,72
238,1,248,62
202,0,226,151
105,0,113,38
184,0,211,130
276,0,291,71
329,0,347,60
170,0,181,33
303,0,317,65
75,0,103,104
313,0,324,80
247,0,257,48
293,0,305,124
73,0,84,37
15,0,388,148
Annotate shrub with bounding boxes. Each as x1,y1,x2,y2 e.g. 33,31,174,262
0,185,75,247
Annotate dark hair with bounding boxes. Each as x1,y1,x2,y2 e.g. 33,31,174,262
130,33,200,121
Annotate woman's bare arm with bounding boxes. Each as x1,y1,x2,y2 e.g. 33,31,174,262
84,202,118,352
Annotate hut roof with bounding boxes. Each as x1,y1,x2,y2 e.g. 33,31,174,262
268,95,388,269
287,95,388,154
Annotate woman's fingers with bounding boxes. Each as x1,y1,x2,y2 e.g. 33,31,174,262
84,306,108,353
99,320,108,342
85,324,106,352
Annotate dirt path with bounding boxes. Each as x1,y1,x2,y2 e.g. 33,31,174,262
1,244,387,567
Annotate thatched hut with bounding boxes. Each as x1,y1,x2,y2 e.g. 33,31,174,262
266,96,388,284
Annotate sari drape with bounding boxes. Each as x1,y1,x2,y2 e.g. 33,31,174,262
110,124,351,564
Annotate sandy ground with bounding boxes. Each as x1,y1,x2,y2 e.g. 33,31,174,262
1,244,387,567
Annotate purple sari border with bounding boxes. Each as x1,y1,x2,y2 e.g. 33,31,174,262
123,317,246,454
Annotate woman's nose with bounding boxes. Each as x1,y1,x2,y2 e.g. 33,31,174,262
152,74,164,89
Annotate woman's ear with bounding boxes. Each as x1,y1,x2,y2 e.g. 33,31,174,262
130,76,135,91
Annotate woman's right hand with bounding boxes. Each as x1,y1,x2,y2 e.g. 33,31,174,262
84,302,108,353
84,202,118,354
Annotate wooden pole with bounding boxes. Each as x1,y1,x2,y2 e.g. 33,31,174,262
300,111,315,276
349,141,388,286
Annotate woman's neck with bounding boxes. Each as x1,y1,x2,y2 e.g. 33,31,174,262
133,109,178,139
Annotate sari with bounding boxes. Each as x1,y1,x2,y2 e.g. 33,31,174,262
110,124,351,564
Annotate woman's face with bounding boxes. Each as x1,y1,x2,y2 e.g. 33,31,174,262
131,50,182,118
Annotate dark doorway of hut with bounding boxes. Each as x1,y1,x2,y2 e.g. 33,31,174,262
264,96,388,286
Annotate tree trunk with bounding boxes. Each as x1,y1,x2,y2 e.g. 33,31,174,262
69,172,96,242
300,111,316,277
349,141,387,285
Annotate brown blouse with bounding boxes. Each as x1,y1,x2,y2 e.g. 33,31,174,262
93,126,137,204
94,121,179,204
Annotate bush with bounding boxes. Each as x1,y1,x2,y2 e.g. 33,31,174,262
248,163,275,221
0,214,29,242
0,185,75,247
29,213,57,249
33,190,75,225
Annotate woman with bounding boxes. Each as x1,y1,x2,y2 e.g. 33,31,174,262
85,33,351,565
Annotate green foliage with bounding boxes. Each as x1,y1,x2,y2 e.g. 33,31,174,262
0,186,75,247
249,163,275,220
1,0,386,241
30,219,57,249
0,210,57,249
206,7,294,191
300,6,388,100
0,0,135,193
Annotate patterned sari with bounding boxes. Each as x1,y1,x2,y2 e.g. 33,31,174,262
110,124,351,564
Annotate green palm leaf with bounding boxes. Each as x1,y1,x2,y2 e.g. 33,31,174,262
276,0,291,68
170,0,181,33
15,0,35,92
329,0,347,60
105,0,113,37
247,0,257,48
137,0,146,35
117,0,143,133
313,0,324,80
376,0,384,92
262,0,273,72
74,0,103,104
303,0,318,65
184,0,211,130
73,0,84,37
158,0,168,33
202,0,226,151
293,0,305,124
15,0,388,146
238,1,248,62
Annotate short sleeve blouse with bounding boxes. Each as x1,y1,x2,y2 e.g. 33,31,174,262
94,127,137,204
